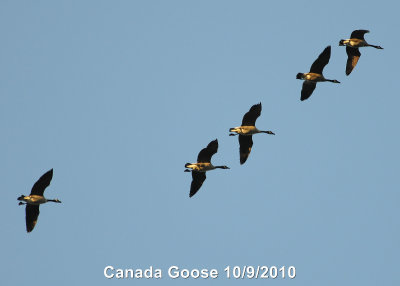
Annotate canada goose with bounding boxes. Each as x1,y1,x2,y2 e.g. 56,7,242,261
184,139,229,197
296,46,340,101
229,103,275,164
17,169,61,232
339,30,383,75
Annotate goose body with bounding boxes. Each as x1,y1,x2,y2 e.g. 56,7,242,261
229,126,264,136
296,46,340,101
184,162,220,172
229,103,275,164
340,38,369,48
17,169,61,232
298,73,326,82
17,195,49,205
339,30,383,75
184,139,229,197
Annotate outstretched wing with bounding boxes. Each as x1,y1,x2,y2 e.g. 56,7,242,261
351,29,369,40
242,103,262,126
239,135,253,164
301,81,317,101
197,139,218,163
189,171,206,197
30,169,53,196
26,205,40,233
345,46,361,75
309,46,331,74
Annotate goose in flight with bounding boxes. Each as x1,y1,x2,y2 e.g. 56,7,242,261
339,30,383,75
296,46,340,101
184,139,229,197
18,169,61,232
229,103,275,164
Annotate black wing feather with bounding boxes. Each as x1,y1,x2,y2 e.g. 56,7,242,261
350,29,369,40
239,135,253,164
189,171,206,197
242,103,262,126
26,205,40,233
301,81,317,101
30,169,53,196
309,46,331,74
197,139,218,163
345,46,361,75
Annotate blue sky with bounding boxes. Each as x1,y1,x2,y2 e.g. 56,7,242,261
1,0,399,285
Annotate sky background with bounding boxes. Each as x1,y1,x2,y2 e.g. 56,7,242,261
1,0,399,285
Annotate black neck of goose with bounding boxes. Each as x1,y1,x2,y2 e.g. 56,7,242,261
368,44,383,49
48,199,61,203
325,79,340,83
215,166,229,169
261,130,275,135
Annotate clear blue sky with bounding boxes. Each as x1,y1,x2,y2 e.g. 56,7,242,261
1,0,399,285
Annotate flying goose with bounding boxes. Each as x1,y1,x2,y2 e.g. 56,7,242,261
18,169,61,232
339,30,383,75
229,103,275,164
184,139,229,197
296,46,340,101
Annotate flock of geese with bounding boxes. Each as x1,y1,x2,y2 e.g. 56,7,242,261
18,30,383,232
184,29,383,198
297,29,382,100
185,102,275,197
